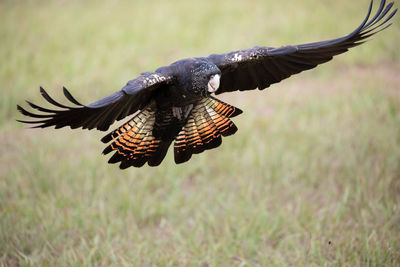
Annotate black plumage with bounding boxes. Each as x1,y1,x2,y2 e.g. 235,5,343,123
17,0,397,168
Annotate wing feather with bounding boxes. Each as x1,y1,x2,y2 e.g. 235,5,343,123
17,72,174,131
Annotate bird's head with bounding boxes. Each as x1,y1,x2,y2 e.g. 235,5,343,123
191,61,221,96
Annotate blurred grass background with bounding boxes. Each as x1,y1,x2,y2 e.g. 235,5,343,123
1,0,399,265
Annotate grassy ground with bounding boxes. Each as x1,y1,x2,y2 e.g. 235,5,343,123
1,0,399,266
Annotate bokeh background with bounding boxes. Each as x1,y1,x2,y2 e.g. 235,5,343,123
1,0,399,265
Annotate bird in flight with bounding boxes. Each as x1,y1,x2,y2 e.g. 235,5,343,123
18,0,397,169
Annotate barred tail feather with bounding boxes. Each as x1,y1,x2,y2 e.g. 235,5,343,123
102,106,157,168
174,97,242,164
102,104,183,168
208,96,242,118
101,107,154,168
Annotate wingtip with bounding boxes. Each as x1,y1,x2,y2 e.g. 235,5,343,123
39,86,72,109
63,86,83,106
391,7,398,17
16,119,25,123
39,86,49,99
16,104,37,117
24,100,38,110
16,104,23,113
16,119,35,128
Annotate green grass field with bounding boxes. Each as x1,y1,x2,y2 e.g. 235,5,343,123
1,0,399,265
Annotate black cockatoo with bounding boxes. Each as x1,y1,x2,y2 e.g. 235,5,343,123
17,0,397,168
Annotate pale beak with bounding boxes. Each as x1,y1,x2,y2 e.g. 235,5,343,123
207,74,220,93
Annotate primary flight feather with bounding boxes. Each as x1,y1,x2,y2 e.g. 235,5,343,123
17,0,397,169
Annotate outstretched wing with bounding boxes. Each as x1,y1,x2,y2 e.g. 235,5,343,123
17,72,174,131
207,0,397,95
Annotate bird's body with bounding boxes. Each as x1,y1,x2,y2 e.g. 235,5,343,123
153,58,220,107
18,0,397,168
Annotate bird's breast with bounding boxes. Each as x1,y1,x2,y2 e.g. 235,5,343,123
154,84,200,109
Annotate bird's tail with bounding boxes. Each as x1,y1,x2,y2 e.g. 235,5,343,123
101,97,242,168
174,96,242,164
101,103,181,168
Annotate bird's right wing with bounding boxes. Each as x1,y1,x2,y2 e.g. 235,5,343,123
17,72,175,131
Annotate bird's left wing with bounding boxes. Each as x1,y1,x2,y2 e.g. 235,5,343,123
17,72,174,131
207,0,396,95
